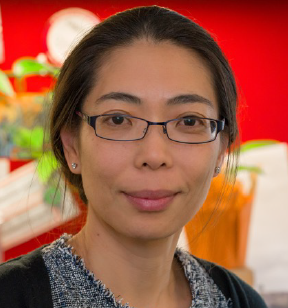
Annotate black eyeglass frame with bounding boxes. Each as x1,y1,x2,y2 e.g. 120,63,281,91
76,110,225,144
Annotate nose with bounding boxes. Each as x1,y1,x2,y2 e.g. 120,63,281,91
134,124,173,170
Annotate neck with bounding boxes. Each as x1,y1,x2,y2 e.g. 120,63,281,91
69,209,190,308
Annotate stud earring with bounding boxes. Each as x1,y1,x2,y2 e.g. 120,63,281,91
71,163,77,169
215,166,221,174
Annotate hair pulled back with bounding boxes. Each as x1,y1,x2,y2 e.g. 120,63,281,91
50,5,239,204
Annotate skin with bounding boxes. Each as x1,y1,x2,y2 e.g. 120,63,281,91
61,39,228,308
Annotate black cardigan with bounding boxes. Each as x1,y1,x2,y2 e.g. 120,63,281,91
0,246,268,308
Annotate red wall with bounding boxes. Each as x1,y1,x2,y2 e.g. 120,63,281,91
1,0,288,143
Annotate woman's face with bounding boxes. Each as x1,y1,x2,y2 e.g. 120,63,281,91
62,40,227,240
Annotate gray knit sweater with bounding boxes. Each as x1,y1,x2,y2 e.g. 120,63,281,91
0,234,268,308
42,234,232,308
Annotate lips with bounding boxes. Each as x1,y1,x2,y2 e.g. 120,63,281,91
123,190,178,212
125,190,176,199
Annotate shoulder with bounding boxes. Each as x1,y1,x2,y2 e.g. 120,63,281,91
0,246,53,308
193,256,268,308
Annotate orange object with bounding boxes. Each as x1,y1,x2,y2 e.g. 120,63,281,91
185,172,256,269
230,266,254,286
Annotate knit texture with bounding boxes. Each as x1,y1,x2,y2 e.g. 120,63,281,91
42,234,232,308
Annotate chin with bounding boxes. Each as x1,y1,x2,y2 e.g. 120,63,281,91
119,219,182,242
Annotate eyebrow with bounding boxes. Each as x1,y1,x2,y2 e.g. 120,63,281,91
96,92,214,108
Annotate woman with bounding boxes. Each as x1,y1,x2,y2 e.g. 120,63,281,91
0,5,267,308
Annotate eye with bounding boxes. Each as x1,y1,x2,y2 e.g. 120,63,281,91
101,114,132,127
178,116,205,127
183,117,197,126
111,116,125,125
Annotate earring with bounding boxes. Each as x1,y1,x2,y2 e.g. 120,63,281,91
71,163,77,169
215,166,221,174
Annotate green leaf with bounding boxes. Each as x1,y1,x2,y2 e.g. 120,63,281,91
43,186,61,206
12,127,31,147
12,59,59,77
238,165,263,174
37,151,58,183
11,126,44,158
240,140,279,153
30,127,44,150
0,69,15,96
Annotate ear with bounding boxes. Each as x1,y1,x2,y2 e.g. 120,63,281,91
214,135,229,177
60,127,81,174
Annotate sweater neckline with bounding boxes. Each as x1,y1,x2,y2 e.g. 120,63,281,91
49,233,194,308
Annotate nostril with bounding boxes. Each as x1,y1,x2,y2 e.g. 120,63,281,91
142,162,166,168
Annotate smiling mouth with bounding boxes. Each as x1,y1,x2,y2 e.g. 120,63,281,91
123,190,179,212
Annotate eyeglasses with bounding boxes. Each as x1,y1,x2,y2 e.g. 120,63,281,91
76,111,225,144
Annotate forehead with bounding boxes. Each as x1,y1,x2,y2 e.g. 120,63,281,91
84,40,218,114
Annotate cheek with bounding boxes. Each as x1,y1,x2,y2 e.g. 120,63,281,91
79,138,131,198
176,143,219,210
178,144,218,181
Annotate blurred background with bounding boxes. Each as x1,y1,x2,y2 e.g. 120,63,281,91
0,1,287,307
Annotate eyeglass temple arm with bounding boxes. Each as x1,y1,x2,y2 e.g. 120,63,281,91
75,111,97,128
217,118,225,133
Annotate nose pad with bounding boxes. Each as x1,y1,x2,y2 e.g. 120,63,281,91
142,124,167,138
162,125,167,135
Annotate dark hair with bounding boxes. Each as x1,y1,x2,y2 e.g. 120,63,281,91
50,5,239,204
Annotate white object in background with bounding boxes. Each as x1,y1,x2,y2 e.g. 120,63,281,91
0,161,78,253
46,8,100,66
177,228,189,250
241,143,288,293
0,158,9,180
